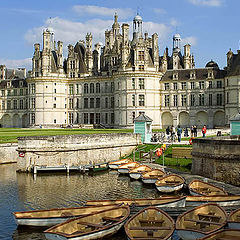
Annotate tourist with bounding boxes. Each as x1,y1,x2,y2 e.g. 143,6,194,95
190,126,194,138
166,126,170,135
202,125,207,138
194,125,197,137
177,125,182,142
184,127,189,137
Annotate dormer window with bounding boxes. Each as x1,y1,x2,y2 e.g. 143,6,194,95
173,73,178,80
208,71,214,79
190,71,196,79
20,81,23,87
7,81,11,88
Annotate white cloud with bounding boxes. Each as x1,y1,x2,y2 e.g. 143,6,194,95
182,36,198,46
170,18,180,27
188,0,224,7
153,8,167,15
0,58,32,70
72,5,133,19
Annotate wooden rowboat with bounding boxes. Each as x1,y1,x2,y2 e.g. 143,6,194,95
186,195,240,207
141,169,166,184
89,163,108,172
125,206,175,240
118,162,140,174
86,196,186,208
227,208,240,229
129,165,152,180
198,229,240,240
155,174,185,193
44,205,130,240
109,159,132,169
188,180,228,196
176,203,227,240
13,204,119,227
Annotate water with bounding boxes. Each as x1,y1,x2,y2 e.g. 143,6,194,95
0,164,180,240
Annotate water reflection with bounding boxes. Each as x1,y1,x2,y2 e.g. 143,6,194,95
0,163,165,240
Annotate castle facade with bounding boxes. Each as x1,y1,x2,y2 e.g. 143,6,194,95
0,14,239,128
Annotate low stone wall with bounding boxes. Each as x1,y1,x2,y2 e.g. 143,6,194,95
17,133,141,172
192,135,240,185
172,147,192,159
0,143,18,164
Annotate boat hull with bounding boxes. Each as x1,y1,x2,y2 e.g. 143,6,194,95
129,172,141,180
177,229,205,240
228,222,240,229
142,178,157,184
108,164,120,169
45,221,124,240
156,183,184,193
186,198,240,207
155,197,186,208
118,168,129,174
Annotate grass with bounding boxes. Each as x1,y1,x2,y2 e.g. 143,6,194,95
0,128,133,144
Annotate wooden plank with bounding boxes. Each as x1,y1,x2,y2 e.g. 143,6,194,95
198,213,221,219
77,222,103,228
139,219,164,223
130,226,171,230
102,216,122,222
217,237,238,240
184,218,222,226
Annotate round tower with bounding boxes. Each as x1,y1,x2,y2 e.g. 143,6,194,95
133,14,143,41
173,33,181,53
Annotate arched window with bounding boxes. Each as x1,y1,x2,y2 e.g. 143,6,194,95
84,83,88,94
96,83,100,93
90,83,94,93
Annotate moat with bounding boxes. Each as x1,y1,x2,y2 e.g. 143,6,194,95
0,163,176,240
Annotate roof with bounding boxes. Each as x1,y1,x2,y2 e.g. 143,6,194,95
227,52,240,77
161,68,226,81
134,114,153,122
230,113,240,121
205,60,219,69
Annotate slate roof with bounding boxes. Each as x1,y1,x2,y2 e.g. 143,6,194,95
230,113,240,121
0,79,27,88
161,68,226,81
227,53,240,77
134,113,153,122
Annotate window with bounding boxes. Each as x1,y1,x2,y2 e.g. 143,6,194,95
84,98,88,108
105,82,108,93
90,98,94,108
13,89,17,96
173,95,178,107
13,99,17,109
76,113,79,123
31,98,35,109
7,90,11,96
164,95,169,107
7,100,11,110
54,89,56,93
96,113,100,124
1,90,5,97
84,113,88,124
96,83,100,93
164,83,169,90
217,93,223,105
132,78,135,89
226,92,229,104
69,112,73,124
96,98,100,108
84,83,88,94
209,94,212,106
69,98,73,109
217,80,222,88
181,95,187,107
138,51,144,61
53,103,56,108
199,94,204,106
105,97,109,108
208,71,213,79
181,82,187,90
111,97,114,108
190,82,195,89
25,99,28,109
70,72,75,78
209,81,213,89
105,113,108,124
139,95,145,106
139,65,144,71
70,60,75,69
111,82,114,93
31,113,35,124
90,83,94,93
54,119,56,124
132,95,135,106
132,112,136,123
139,78,145,89
1,101,5,110
111,113,114,124
31,84,35,94
19,100,23,110
199,81,205,89
173,82,178,90
69,84,74,95
76,84,79,94
190,94,195,106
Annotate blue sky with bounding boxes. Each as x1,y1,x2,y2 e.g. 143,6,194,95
0,0,238,70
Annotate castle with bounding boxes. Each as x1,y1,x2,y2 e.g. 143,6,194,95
0,13,239,128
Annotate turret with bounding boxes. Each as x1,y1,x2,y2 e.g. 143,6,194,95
152,33,159,70
173,33,181,53
132,14,143,43
85,33,93,74
183,44,191,69
57,41,64,73
227,48,233,70
112,13,120,40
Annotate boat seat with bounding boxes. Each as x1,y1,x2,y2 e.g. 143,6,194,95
71,230,84,235
77,221,103,228
130,226,171,230
184,218,222,226
139,219,164,224
198,213,221,219
165,180,180,183
61,212,74,217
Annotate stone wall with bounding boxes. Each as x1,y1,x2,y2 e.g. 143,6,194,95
192,135,240,185
17,133,141,172
0,143,18,164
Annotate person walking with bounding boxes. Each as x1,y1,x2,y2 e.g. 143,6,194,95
177,125,182,142
194,125,197,137
190,126,194,138
184,127,189,137
202,125,207,138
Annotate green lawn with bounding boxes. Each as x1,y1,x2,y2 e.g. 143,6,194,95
0,128,133,144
